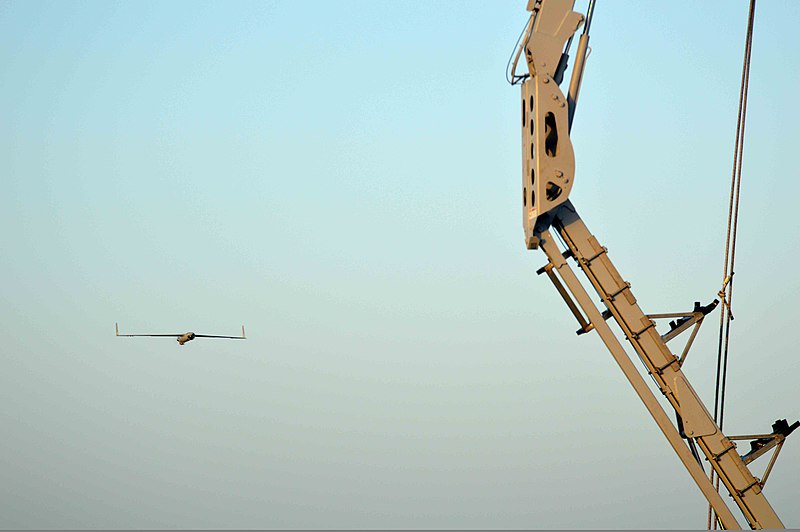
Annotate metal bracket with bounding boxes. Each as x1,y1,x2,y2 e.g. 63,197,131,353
729,419,800,487
537,262,593,335
582,246,608,265
606,282,631,302
710,443,738,462
737,479,761,497
631,321,655,340
647,299,719,366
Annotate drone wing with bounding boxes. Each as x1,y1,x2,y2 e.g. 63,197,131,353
194,326,246,340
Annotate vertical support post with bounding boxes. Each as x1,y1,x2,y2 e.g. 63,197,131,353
567,0,596,130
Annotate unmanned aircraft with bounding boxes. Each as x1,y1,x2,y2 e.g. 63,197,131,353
116,323,246,345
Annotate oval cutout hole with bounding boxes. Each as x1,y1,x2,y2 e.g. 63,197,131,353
544,112,558,157
546,182,562,201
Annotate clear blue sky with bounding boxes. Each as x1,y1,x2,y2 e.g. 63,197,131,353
1,1,798,528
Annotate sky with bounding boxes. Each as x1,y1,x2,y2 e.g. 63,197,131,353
1,0,799,529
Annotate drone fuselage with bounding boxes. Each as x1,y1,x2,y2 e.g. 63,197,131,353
177,333,195,345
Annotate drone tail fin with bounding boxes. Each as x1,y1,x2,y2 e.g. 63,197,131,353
242,325,246,339
115,322,119,336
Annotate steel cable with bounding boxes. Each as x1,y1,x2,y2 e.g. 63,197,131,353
708,0,756,528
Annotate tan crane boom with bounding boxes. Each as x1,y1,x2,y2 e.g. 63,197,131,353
509,1,797,529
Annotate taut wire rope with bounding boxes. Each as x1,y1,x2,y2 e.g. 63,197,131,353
708,0,756,528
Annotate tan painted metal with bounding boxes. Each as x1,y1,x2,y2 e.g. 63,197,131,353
516,1,788,528
520,0,583,247
545,205,784,528
537,227,742,529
